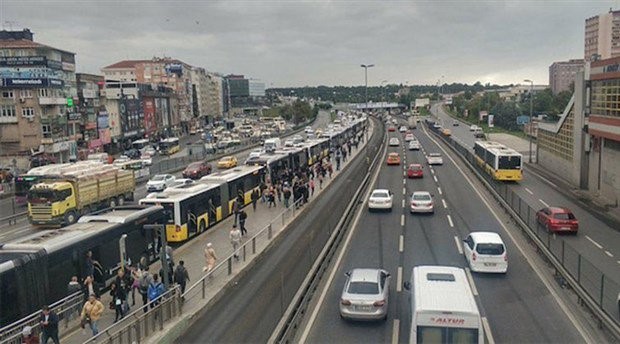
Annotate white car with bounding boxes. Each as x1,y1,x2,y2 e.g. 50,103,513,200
284,139,294,147
426,153,443,165
368,189,393,211
404,133,415,142
463,232,508,274
408,140,421,150
410,191,434,213
399,126,407,132
388,138,400,146
339,268,390,321
305,126,314,134
147,174,176,192
469,124,479,131
140,155,153,166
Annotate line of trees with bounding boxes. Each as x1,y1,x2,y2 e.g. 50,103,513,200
265,100,318,124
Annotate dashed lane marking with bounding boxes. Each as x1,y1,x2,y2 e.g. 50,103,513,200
400,214,405,226
586,235,603,249
437,187,443,195
430,168,435,175
605,251,614,258
397,267,403,292
525,187,534,195
403,179,406,185
447,214,454,227
454,236,463,254
539,199,549,207
465,268,479,296
403,187,406,195
402,199,405,208
392,319,400,344
482,317,496,344
442,199,448,208
433,175,438,183
399,235,404,252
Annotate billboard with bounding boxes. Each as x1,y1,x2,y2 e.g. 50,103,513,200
1,78,64,88
0,56,47,67
97,111,109,129
488,114,494,127
165,63,183,76
516,115,530,125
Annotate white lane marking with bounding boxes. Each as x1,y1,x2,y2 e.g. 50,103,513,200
617,260,620,265
447,214,454,227
442,199,448,209
605,251,614,258
403,171,406,177
437,187,442,195
539,199,549,207
420,123,591,342
585,235,603,249
403,187,406,195
396,267,403,292
430,168,435,175
465,268,479,296
454,236,463,254
525,187,534,195
401,214,405,226
402,199,405,208
482,317,496,344
391,319,400,344
403,179,406,185
433,175,438,183
399,235,404,252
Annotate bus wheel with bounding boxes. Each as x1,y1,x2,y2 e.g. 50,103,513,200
64,211,78,225
109,198,117,208
118,195,126,206
198,220,206,233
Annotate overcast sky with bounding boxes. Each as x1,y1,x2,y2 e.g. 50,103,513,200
0,0,614,87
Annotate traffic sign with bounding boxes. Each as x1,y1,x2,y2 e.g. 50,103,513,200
66,98,74,107
517,115,530,125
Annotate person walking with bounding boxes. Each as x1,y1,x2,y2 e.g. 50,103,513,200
67,276,81,296
147,274,166,308
283,183,291,208
173,260,190,294
238,209,248,236
138,267,153,313
309,179,315,197
231,197,240,227
82,276,100,301
267,187,276,208
276,182,282,203
335,154,341,171
203,243,217,274
109,282,126,322
318,173,324,189
21,326,39,344
39,306,60,344
80,294,104,337
230,226,242,260
251,188,259,211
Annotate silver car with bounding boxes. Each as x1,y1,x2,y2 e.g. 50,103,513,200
340,268,390,321
410,191,434,213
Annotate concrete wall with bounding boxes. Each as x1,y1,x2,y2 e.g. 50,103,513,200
599,140,620,205
538,148,575,184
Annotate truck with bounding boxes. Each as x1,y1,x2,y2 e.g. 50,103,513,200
264,138,281,153
408,116,417,129
27,164,135,227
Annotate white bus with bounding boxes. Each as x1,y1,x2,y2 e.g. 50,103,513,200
406,266,484,344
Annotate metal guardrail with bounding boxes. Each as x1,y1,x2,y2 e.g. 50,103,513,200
0,291,84,344
424,121,620,340
0,211,27,226
272,118,384,343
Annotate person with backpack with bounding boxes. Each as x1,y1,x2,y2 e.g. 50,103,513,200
251,189,259,211
138,267,153,313
283,183,292,208
147,274,166,308
173,260,190,294
231,197,240,226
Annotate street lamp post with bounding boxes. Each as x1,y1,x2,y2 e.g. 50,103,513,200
524,79,534,163
361,64,374,112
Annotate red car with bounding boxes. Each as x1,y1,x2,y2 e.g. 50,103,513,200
407,164,423,178
182,161,212,179
388,126,396,132
387,152,401,165
536,207,578,234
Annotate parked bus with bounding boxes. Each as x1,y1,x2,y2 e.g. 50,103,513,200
0,205,164,328
406,266,484,344
139,165,265,243
159,137,180,155
473,141,523,182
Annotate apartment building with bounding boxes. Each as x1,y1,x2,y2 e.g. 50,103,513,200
549,59,584,95
584,9,620,61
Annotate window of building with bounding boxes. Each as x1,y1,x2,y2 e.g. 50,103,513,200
19,90,33,98
38,89,50,98
22,107,35,117
2,91,14,99
538,110,574,162
42,124,52,136
1,105,16,117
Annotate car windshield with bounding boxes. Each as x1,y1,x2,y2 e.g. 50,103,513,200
413,194,431,201
476,243,505,255
554,212,576,220
429,153,441,157
410,165,421,170
348,281,379,295
188,163,201,169
372,191,389,198
27,189,62,203
152,175,166,181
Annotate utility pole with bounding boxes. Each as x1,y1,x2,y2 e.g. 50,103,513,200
360,64,375,113
523,79,534,163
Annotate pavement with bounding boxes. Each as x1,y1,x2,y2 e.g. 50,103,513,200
59,117,373,344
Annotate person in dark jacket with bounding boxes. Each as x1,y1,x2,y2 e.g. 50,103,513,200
39,305,59,344
109,282,127,322
173,260,190,294
251,189,259,211
67,276,81,296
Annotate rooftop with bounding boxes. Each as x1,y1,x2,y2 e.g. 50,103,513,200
0,38,74,55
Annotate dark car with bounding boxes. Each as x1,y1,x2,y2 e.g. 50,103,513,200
536,207,578,234
182,161,212,179
123,148,141,159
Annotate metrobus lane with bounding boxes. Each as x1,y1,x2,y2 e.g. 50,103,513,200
301,130,404,343
413,125,588,343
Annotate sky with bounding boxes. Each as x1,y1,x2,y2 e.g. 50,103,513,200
0,0,616,87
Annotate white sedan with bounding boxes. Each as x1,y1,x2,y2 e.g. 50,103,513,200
389,138,400,146
408,140,420,150
146,174,176,192
368,189,393,211
426,153,443,165
410,191,434,213
399,126,407,132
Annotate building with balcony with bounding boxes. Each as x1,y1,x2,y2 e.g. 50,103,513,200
0,28,78,162
584,9,620,61
76,73,105,151
549,59,584,95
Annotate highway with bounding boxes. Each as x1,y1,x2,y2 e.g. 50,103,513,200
430,103,620,287
300,117,598,343
0,112,332,244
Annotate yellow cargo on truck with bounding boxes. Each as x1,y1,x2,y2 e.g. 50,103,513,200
28,165,135,227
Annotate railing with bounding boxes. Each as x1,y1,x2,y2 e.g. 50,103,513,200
425,121,620,339
0,291,84,344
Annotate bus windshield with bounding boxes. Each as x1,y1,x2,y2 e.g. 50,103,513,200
497,155,521,170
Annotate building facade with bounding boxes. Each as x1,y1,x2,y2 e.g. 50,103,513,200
76,73,106,152
0,29,78,163
584,9,620,61
549,59,584,95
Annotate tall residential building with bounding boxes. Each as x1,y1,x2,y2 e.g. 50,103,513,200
0,28,78,162
101,57,194,133
584,9,620,61
76,73,106,151
549,59,584,95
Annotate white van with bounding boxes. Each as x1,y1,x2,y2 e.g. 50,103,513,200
463,232,508,273
264,138,281,153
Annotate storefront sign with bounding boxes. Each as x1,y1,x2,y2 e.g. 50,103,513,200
1,78,64,88
0,56,46,67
